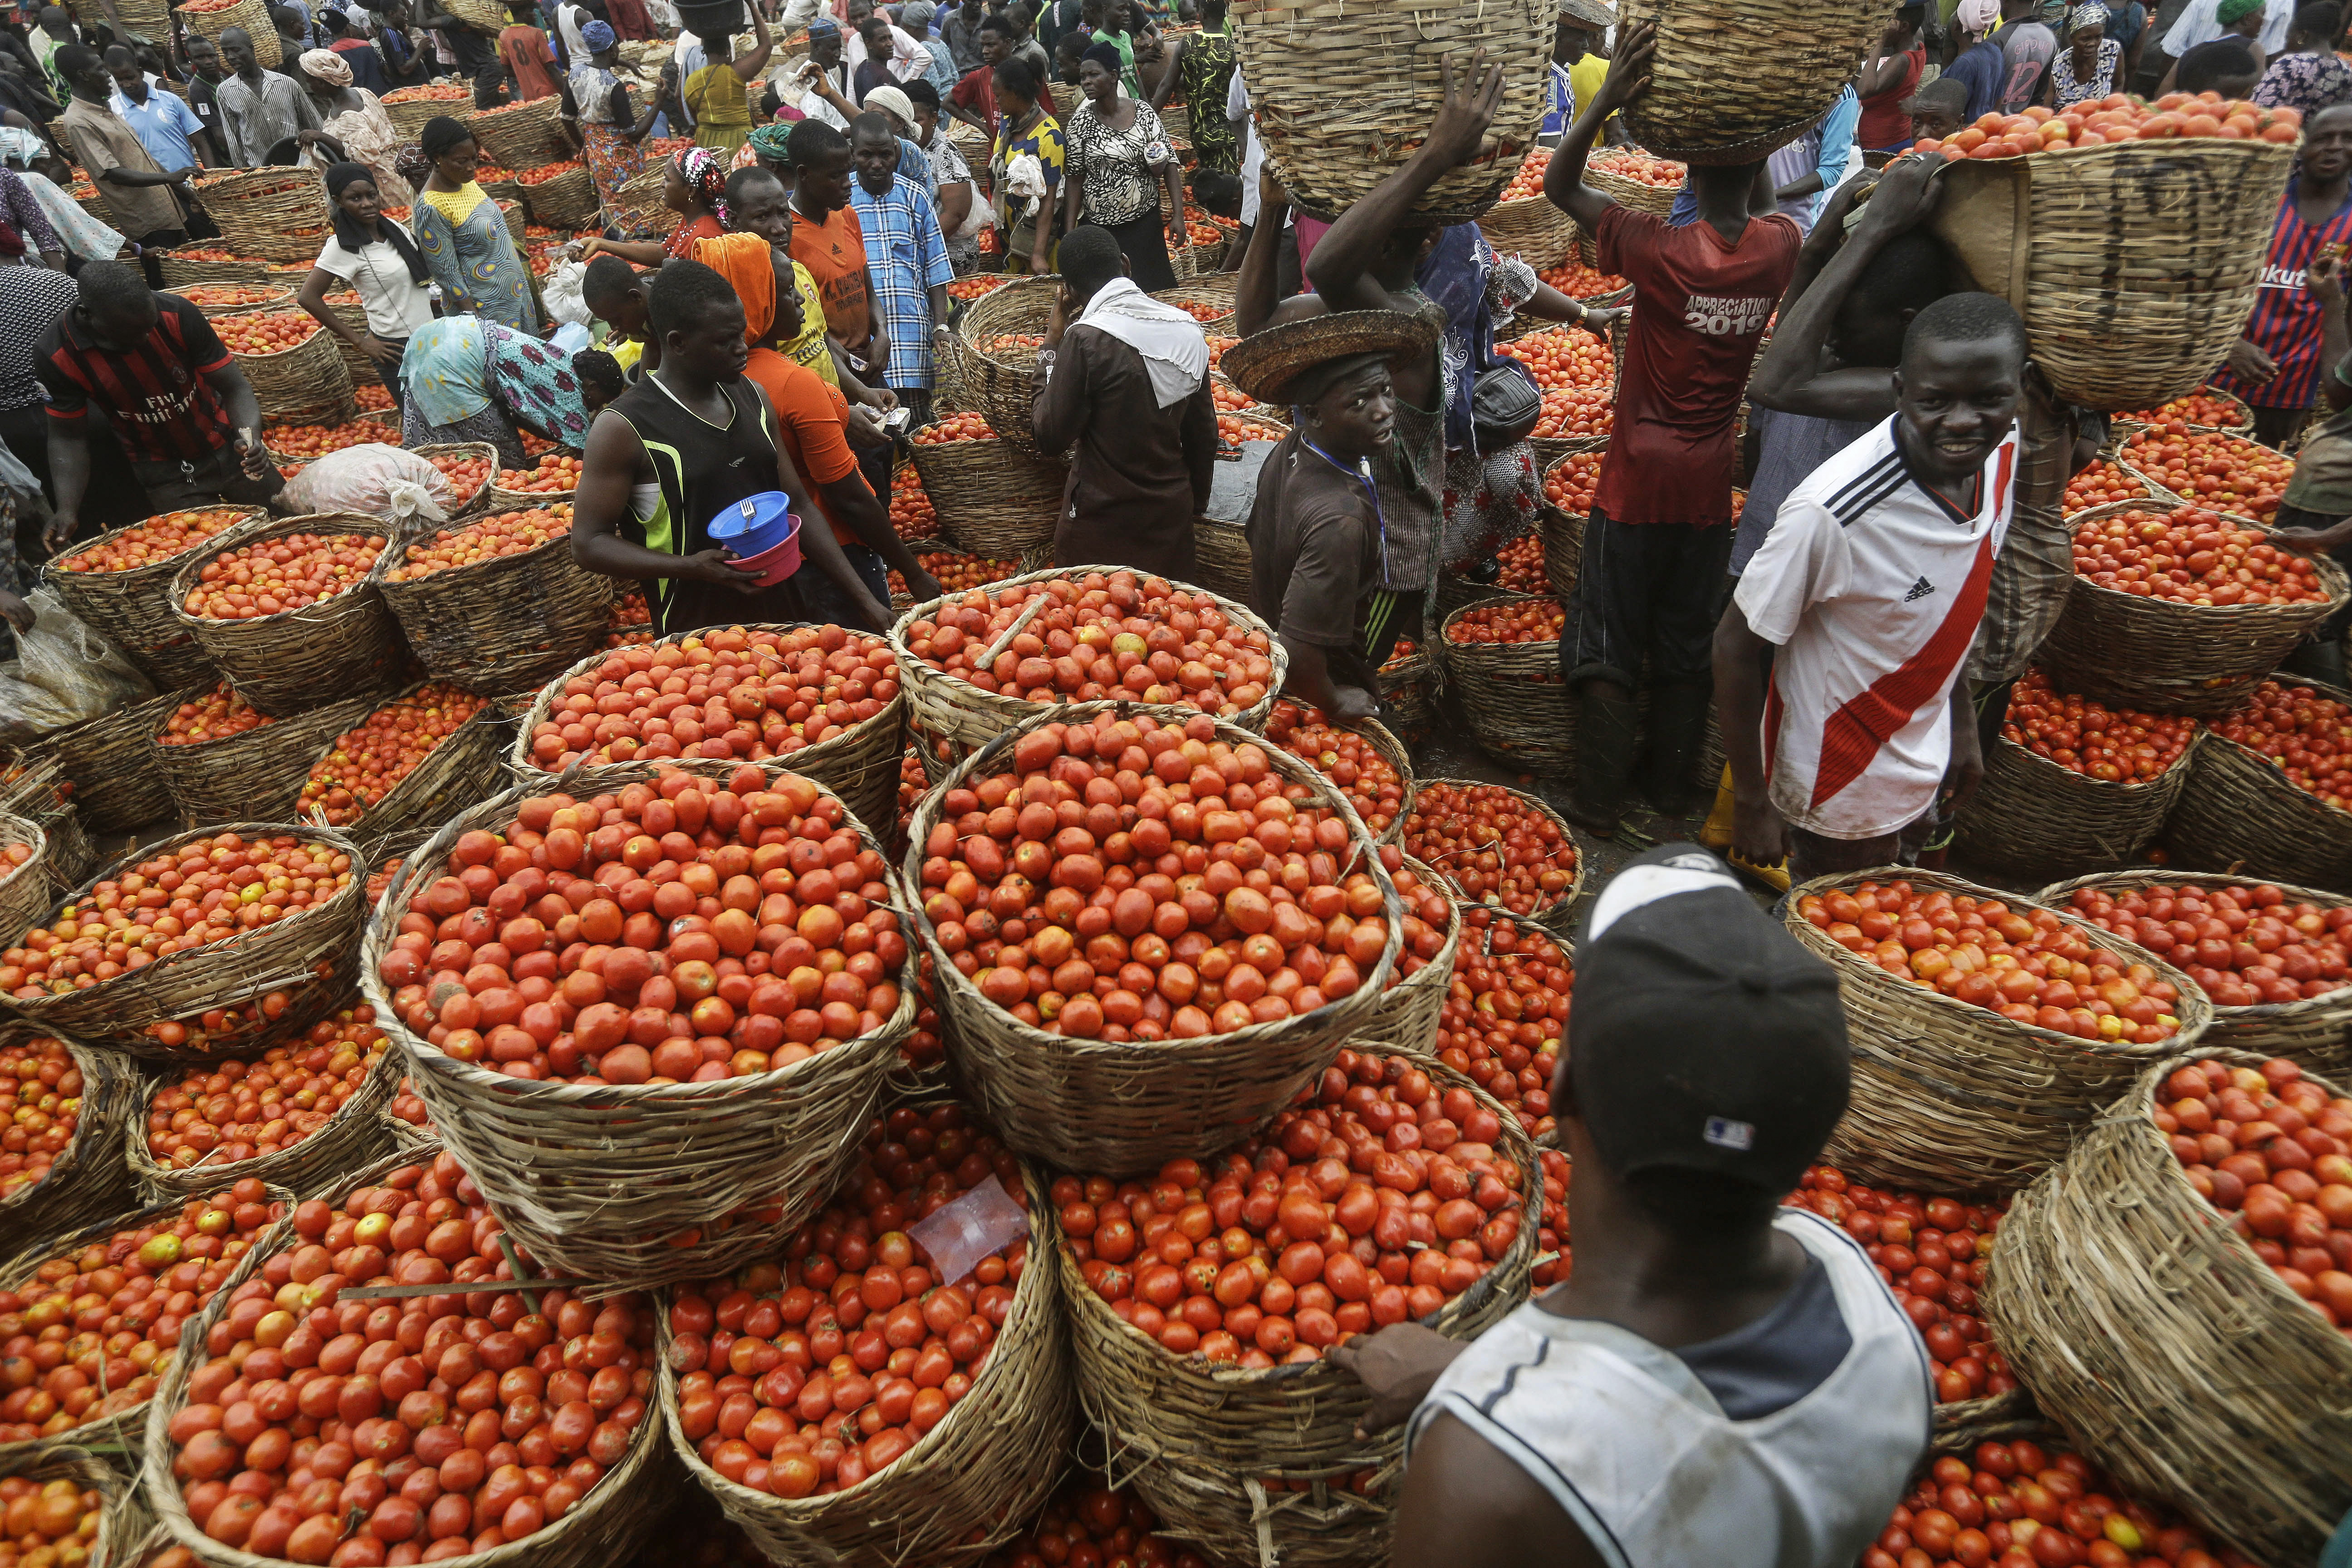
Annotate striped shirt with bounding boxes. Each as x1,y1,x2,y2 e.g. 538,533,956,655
36,292,238,466
2213,177,2352,412
848,171,953,391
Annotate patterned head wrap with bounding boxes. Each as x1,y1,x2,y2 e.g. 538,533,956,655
675,146,730,225
299,46,352,84
748,121,795,164
393,142,434,185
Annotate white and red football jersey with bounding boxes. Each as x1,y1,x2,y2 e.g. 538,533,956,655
1735,415,2019,840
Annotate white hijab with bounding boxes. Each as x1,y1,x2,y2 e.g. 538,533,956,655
1078,275,1209,408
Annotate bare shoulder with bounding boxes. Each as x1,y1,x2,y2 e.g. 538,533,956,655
1392,1411,1610,1568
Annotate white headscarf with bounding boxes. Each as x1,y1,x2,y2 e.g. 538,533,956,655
1078,275,1210,408
1957,0,2001,34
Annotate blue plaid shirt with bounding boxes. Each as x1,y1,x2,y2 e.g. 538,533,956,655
849,171,954,391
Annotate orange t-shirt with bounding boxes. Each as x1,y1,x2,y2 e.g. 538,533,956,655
746,347,870,546
788,202,872,354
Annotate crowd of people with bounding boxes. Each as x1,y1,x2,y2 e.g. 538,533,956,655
4,0,2352,1558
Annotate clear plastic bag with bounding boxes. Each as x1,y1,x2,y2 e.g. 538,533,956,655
0,589,154,744
281,443,455,527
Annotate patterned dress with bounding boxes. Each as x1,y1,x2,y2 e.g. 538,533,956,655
411,184,543,335
571,64,652,221
399,318,590,464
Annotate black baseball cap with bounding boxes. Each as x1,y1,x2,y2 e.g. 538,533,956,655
1568,844,1851,1194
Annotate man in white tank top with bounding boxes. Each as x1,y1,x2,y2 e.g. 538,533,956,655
1334,844,1933,1568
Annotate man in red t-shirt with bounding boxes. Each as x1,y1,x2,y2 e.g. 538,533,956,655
1542,20,1801,837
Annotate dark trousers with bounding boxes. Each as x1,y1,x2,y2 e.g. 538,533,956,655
127,226,187,289
853,389,928,525
128,444,287,518
1561,506,1735,691
790,540,892,630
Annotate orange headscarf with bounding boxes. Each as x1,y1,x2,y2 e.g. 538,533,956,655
691,230,777,346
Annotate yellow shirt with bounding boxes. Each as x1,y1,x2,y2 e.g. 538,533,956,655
1568,54,1613,125
783,259,837,389
420,181,490,229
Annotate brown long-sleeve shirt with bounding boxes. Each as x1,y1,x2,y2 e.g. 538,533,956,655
1031,321,1216,581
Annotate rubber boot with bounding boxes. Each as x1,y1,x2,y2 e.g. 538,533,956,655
2281,633,2351,691
1698,764,1736,849
1637,682,1713,819
1563,682,1640,835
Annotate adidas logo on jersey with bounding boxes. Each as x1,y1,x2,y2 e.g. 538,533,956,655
1903,576,1935,602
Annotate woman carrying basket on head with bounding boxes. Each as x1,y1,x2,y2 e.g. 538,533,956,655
681,5,772,155
398,114,543,333
559,18,670,224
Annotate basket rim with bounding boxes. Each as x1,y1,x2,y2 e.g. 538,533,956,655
378,489,576,584
164,511,394,636
1436,591,1563,655
1983,724,2197,796
1408,775,1586,930
1785,865,2214,1058
2191,682,2352,830
41,505,268,587
0,1018,127,1226
393,441,506,523
2062,498,2348,620
298,684,513,838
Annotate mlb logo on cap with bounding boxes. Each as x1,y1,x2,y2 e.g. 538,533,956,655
1704,1116,1756,1152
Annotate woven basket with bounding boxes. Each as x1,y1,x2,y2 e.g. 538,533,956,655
906,433,1068,560
906,700,1402,1176
612,161,672,231
137,1150,671,1568
123,999,399,1204
2116,385,2255,437
261,408,399,468
522,162,599,228
174,282,293,318
2166,696,2352,891
940,276,1061,458
1984,1047,2352,1565
1436,594,1573,773
154,248,271,287
1411,777,1585,937
1615,0,1882,163
0,1442,148,1568
1150,272,1238,331
167,512,404,718
505,628,907,835
1378,646,1436,735
149,691,377,829
890,566,1285,760
1041,1050,1538,1568
0,1020,137,1252
1929,139,2302,412
0,758,87,905
378,505,615,697
34,683,191,835
5,822,366,1061
0,1179,294,1469
1950,730,2194,883
1537,494,1584,597
179,0,278,67
657,1166,1075,1568
196,165,328,261
484,464,577,511
381,87,470,138
2036,501,2348,718
1230,0,1548,220
2034,870,2352,1076
1361,853,1459,1058
468,95,567,168
225,315,355,424
359,771,913,1286
1786,867,2212,1196
1192,409,1289,603
0,810,50,950
1477,192,1575,270
1583,158,1680,216
305,690,516,863
43,507,258,689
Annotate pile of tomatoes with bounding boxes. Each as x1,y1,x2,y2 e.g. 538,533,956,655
915,709,1391,1039
354,383,394,412
1404,783,1577,920
376,764,902,1084
385,505,573,581
889,469,936,540
1208,377,1258,414
1059,1048,1521,1364
2063,879,2352,1009
1446,599,1565,646
981,1477,1214,1568
2120,424,2294,523
162,1151,653,1560
1864,1440,2261,1568
979,334,1045,358
0,1034,80,1199
1496,328,1614,440
1373,844,1453,998
387,1074,430,1136
518,158,584,184
1496,147,1550,201
1536,260,1628,299
142,1004,387,1171
903,571,1276,713
1915,94,2303,160
1487,534,1550,594
298,684,491,825
2213,680,2352,808
1542,449,1602,515
1263,700,1407,838
1215,413,1281,447
1433,907,1567,1138
1529,1147,1570,1287
182,531,387,620
888,551,1019,602
2162,1054,2352,1328
142,981,320,1054
2120,388,2247,429
382,82,470,102
58,506,246,573
215,313,322,356
1784,1166,2013,1406
0,1178,281,1443
1795,879,2186,1044
1588,146,1684,188
902,953,947,1074
0,842,32,889
2061,459,2148,516
0,1474,103,1564
182,284,285,312
523,624,899,770
2069,504,2326,605
262,419,388,461
946,276,1009,301
420,450,493,509
2000,669,2197,782
606,590,651,648
668,1102,1024,1497
2,833,353,999
493,453,581,495
912,412,996,446
1162,297,1225,323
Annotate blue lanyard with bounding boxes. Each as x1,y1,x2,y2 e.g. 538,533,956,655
1302,436,1389,584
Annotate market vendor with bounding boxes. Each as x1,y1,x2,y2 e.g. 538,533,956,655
33,259,284,552
397,314,593,463
1226,308,1440,722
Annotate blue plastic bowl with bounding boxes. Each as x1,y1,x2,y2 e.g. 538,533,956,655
709,490,795,556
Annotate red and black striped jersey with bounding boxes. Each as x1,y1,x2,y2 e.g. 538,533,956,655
35,291,236,467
